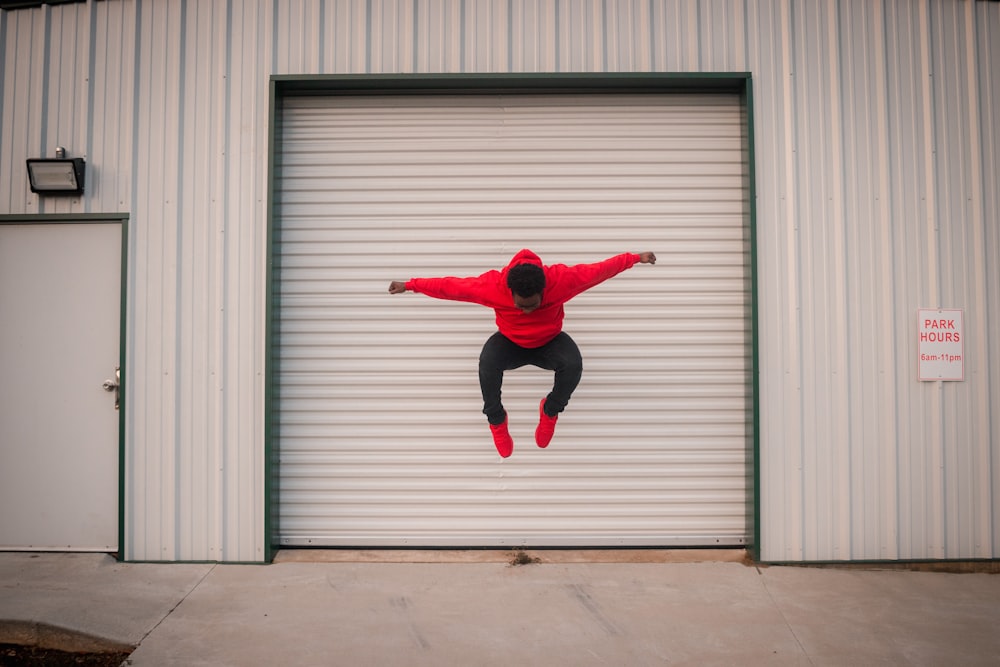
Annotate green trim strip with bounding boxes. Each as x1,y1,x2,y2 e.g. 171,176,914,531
117,218,129,561
263,78,280,563
0,213,129,560
0,213,129,223
272,72,751,96
743,79,762,563
264,73,759,560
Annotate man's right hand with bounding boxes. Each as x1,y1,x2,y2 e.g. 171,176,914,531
388,281,408,294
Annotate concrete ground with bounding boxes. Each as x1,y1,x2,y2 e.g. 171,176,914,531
1,550,998,666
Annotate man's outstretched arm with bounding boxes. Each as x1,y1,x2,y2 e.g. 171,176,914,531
388,253,653,297
554,251,657,300
387,271,500,305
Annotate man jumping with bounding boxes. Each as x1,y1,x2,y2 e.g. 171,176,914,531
388,249,656,457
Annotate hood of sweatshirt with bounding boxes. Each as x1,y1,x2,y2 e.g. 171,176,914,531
502,248,543,273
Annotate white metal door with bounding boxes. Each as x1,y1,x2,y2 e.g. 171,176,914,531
0,222,121,551
276,93,750,547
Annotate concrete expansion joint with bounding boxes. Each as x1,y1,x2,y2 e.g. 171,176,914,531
135,562,219,647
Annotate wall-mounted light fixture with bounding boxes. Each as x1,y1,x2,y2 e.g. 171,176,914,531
26,147,86,196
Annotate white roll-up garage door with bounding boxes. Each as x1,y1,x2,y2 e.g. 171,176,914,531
275,92,750,547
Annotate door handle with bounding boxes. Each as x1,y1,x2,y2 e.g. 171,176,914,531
102,366,120,410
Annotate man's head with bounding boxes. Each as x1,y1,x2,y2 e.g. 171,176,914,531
507,263,545,313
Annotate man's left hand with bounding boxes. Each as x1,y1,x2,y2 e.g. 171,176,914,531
638,252,656,265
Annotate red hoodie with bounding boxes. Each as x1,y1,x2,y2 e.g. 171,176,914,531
405,249,641,348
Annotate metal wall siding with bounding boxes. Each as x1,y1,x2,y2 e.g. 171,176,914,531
981,0,1000,558
0,0,997,562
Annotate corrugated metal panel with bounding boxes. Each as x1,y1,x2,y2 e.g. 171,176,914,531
0,0,997,561
749,0,1000,561
0,0,270,561
116,0,269,562
0,1,134,213
275,93,749,547
978,0,1000,561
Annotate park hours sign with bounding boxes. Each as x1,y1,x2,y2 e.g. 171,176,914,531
918,308,964,381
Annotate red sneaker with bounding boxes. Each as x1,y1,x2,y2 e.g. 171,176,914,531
535,398,558,448
489,415,514,458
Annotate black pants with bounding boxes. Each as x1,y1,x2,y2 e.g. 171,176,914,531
478,331,583,425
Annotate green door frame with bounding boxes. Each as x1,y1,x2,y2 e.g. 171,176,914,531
0,212,129,560
265,73,760,563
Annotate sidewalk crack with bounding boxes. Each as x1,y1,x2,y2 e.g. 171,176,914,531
758,571,815,666
135,564,217,647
